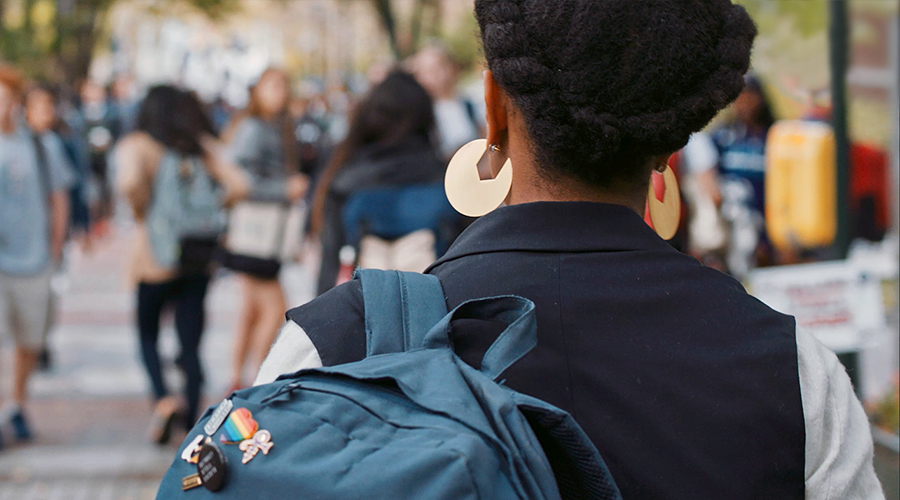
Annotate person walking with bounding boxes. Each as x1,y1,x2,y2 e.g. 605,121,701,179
257,1,883,498
24,83,85,371
710,74,777,275
115,86,248,443
411,44,483,161
223,68,307,391
79,80,120,238
309,70,449,295
26,84,92,253
0,65,73,447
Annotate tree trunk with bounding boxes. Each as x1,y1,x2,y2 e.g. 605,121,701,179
371,0,400,59
53,1,107,84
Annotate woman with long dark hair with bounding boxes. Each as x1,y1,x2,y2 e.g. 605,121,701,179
116,86,248,443
310,70,445,295
258,1,881,497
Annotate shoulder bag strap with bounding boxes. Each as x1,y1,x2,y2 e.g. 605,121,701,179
31,133,52,203
355,269,448,357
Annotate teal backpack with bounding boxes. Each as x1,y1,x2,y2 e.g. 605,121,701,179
156,270,622,499
146,151,226,271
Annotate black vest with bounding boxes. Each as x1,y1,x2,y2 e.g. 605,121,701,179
289,202,805,499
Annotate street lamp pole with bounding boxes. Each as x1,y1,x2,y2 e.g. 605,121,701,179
828,0,852,259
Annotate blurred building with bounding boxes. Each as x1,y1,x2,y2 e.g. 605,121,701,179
101,0,390,106
98,0,478,106
845,6,899,233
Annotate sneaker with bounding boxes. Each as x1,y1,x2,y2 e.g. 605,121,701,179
148,397,180,446
10,410,33,442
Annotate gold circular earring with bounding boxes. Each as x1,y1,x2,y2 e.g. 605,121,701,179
444,139,513,217
647,165,681,240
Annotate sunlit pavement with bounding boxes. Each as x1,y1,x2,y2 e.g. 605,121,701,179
0,224,316,498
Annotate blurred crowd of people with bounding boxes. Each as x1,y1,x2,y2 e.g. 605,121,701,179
0,42,483,448
1,44,892,450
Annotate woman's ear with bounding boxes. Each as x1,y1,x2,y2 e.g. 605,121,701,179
484,70,509,149
484,70,511,177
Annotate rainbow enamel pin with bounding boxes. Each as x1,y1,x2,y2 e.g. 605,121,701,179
220,408,259,444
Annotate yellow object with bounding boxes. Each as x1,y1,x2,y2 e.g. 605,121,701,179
765,120,837,251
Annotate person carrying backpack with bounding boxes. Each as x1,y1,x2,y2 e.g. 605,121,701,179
0,65,74,448
115,86,249,444
248,1,883,498
309,71,451,293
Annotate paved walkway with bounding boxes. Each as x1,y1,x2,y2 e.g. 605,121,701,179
0,226,316,498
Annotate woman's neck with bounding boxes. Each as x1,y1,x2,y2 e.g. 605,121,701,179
507,170,646,215
504,135,647,215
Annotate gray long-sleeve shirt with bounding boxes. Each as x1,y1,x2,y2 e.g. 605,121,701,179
228,117,289,202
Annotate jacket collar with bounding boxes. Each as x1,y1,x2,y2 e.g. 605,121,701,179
427,201,674,272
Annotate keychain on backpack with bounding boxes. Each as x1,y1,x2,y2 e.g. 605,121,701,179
181,434,210,464
180,399,234,492
182,441,228,492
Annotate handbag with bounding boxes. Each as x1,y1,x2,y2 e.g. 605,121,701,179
222,201,306,279
179,236,221,276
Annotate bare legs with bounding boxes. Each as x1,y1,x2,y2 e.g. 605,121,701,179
230,274,287,390
0,346,38,409
12,346,39,405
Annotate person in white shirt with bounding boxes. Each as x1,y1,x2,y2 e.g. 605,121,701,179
411,44,483,161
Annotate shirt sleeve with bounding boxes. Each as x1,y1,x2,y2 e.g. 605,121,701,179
254,321,323,385
253,280,367,385
798,327,885,499
681,132,719,175
41,132,76,193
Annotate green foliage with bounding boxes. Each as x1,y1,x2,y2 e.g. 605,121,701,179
362,0,445,59
147,0,244,19
871,376,899,434
442,6,481,71
736,0,829,38
184,0,242,17
0,0,246,83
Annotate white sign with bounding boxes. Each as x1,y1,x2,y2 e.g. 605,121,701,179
749,260,886,353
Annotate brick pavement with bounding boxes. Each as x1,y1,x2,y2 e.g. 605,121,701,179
0,226,315,497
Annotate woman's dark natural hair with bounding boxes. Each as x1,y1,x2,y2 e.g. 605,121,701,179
136,85,215,156
475,0,757,189
310,69,436,234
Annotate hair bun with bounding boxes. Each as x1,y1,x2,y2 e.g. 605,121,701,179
476,0,757,188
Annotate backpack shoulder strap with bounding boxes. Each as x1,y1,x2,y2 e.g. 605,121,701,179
150,150,184,198
31,133,52,202
355,269,448,357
